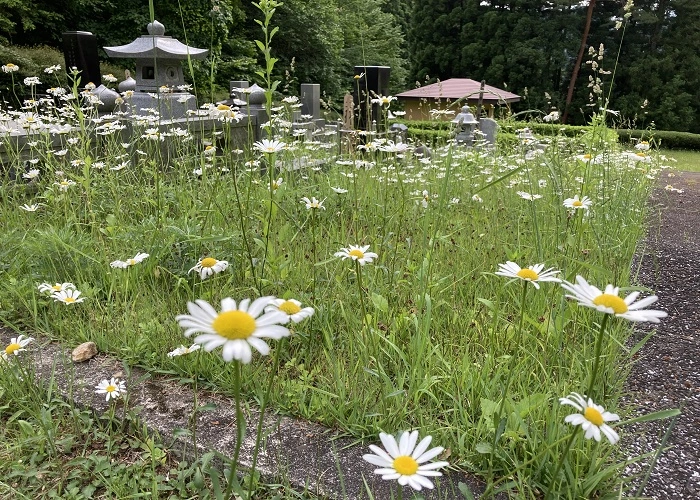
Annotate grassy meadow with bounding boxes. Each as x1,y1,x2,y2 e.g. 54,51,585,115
0,8,681,493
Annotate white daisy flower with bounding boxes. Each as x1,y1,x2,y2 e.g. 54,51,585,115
559,392,620,444
95,377,126,401
175,297,290,364
561,275,667,323
331,186,348,194
635,141,650,151
253,139,286,154
20,203,41,212
301,196,326,210
3,335,34,359
362,431,449,491
110,252,149,269
334,245,378,266
52,289,86,305
563,195,593,210
22,169,40,180
265,298,315,324
54,179,76,191
189,257,229,280
271,178,283,192
167,344,201,357
495,261,561,289
370,95,396,106
516,191,543,201
38,282,76,294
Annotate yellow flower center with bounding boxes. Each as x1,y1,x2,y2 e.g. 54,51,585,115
127,259,136,266
52,285,62,291
212,310,256,340
584,406,604,426
61,181,70,186
516,269,539,281
200,257,217,268
393,455,419,476
279,300,301,315
217,104,231,111
349,249,365,259
636,152,646,157
64,297,76,303
5,343,20,355
573,200,583,207
106,385,116,393
583,154,592,159
592,294,628,314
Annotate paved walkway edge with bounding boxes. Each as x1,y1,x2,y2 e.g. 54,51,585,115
11,334,488,499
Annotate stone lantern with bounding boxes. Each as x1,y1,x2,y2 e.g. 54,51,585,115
104,20,208,119
451,105,479,145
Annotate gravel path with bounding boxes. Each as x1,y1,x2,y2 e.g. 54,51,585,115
624,171,700,498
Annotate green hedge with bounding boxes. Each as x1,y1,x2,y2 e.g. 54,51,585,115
617,129,700,151
406,127,451,145
399,118,700,151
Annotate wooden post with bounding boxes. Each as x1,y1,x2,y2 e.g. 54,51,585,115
475,80,485,130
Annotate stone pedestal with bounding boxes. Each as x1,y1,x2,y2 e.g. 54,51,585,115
300,83,320,120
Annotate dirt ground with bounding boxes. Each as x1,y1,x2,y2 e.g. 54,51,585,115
624,171,700,498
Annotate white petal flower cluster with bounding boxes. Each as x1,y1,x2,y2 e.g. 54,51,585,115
334,245,378,266
95,377,127,401
189,257,229,280
2,334,34,360
495,261,561,289
363,431,449,491
561,275,667,322
559,392,620,444
176,297,297,364
110,252,150,269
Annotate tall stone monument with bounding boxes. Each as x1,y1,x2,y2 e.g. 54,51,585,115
104,20,208,119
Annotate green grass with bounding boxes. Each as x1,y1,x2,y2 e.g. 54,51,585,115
0,74,678,497
0,354,321,499
659,149,700,172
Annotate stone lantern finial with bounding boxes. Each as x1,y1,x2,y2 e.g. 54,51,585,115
147,20,165,36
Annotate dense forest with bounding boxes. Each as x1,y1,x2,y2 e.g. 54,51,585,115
1,0,698,132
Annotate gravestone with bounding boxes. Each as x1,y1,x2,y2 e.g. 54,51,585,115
62,31,102,87
479,118,498,146
300,84,320,120
353,66,390,130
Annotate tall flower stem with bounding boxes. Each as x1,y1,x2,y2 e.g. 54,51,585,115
546,427,580,499
355,260,369,345
190,372,200,463
490,281,529,475
587,313,609,399
247,338,286,497
259,151,276,290
223,362,245,500
311,208,318,297
231,165,259,293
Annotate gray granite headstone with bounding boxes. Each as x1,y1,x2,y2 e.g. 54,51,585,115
479,118,498,146
300,83,320,120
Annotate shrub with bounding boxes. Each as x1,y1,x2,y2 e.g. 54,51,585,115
617,129,700,151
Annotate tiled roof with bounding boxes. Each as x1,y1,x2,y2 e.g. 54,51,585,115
397,78,520,103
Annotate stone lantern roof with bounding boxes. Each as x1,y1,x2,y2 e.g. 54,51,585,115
104,20,208,60
103,20,208,119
